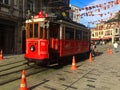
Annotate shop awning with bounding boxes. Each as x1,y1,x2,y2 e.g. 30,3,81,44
102,37,111,40
91,38,100,40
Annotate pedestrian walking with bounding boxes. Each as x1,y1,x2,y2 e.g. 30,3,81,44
90,44,96,56
113,42,118,53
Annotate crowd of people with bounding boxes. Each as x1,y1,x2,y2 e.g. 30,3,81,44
90,41,119,57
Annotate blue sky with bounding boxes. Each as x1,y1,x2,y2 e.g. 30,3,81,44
70,0,95,8
70,0,120,28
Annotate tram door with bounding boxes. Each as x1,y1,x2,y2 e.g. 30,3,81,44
49,23,60,60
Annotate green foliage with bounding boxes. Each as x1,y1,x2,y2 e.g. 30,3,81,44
106,10,120,23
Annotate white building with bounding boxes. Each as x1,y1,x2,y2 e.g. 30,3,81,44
91,22,120,44
69,4,80,23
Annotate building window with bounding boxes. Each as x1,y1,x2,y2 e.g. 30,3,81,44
116,28,118,33
111,30,112,35
99,32,100,35
0,0,10,4
14,0,18,6
4,0,9,4
0,0,2,3
95,32,98,37
65,28,74,40
27,0,33,12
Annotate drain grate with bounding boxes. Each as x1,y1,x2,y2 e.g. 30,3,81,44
56,73,62,76
44,85,58,90
87,79,95,82
83,76,97,80
59,77,65,81
64,70,72,73
88,73,100,76
87,84,96,88
62,84,78,89
77,69,88,71
77,72,84,74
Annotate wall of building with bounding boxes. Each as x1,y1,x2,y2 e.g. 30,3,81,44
0,0,27,54
69,4,80,23
91,22,120,43
0,0,70,54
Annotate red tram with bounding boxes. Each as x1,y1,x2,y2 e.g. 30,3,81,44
24,11,90,65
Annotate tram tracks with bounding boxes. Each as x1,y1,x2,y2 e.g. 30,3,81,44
0,59,25,67
0,57,50,85
0,49,100,88
0,67,49,85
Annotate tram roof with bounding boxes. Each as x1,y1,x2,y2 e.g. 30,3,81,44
25,18,45,23
52,20,89,30
25,17,89,31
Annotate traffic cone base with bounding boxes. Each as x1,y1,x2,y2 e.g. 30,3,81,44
89,53,92,63
20,70,28,90
0,49,3,60
109,49,113,55
71,56,77,70
0,55,3,60
20,79,28,90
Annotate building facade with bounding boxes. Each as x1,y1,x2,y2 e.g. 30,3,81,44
0,0,70,54
69,4,80,23
91,22,120,44
0,0,26,54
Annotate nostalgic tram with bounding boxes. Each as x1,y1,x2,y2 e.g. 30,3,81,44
24,11,90,65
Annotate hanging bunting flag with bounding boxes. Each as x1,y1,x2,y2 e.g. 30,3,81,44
70,0,120,25
116,0,120,4
116,0,118,4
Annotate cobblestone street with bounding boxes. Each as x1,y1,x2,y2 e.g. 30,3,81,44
27,45,120,90
0,44,120,90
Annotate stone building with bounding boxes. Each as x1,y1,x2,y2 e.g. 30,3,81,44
91,21,120,44
0,0,25,54
0,0,40,54
0,0,70,54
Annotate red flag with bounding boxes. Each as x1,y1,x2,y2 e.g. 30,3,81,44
116,0,120,4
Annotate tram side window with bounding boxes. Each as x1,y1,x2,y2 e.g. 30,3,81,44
76,30,82,40
49,23,59,39
40,27,43,38
83,32,89,41
39,21,49,39
65,28,74,40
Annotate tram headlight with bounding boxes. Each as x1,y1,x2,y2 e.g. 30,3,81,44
30,45,35,52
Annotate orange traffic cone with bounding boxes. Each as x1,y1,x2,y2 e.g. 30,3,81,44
89,53,92,63
109,49,113,55
71,56,77,70
20,70,28,90
0,49,3,60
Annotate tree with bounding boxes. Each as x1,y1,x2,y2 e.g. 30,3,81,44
106,10,120,23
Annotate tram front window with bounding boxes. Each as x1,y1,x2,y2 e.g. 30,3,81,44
26,21,48,39
34,24,38,38
29,24,33,38
29,23,38,38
